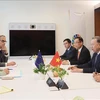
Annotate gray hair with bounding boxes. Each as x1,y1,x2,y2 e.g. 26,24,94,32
0,35,5,38
92,36,100,43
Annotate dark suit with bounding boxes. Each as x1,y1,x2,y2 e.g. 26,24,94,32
72,45,91,65
60,46,78,65
0,50,8,67
77,53,100,73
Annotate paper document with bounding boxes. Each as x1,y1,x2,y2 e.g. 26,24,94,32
0,68,22,78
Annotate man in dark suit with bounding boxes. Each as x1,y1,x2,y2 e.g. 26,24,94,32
0,35,16,67
68,36,100,73
72,37,91,65
60,38,78,65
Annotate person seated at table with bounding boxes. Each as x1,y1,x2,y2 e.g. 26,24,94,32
72,37,91,65
68,36,100,73
0,68,9,76
60,38,78,65
0,35,16,67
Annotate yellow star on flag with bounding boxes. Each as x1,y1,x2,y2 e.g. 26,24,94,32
56,58,60,62
50,51,62,67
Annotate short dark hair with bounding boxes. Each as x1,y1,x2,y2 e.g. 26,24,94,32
74,37,83,43
63,38,71,43
92,36,100,43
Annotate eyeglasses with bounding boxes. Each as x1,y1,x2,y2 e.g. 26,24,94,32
0,40,7,43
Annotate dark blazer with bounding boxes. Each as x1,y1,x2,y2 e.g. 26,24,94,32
0,50,8,67
60,46,78,65
72,45,91,65
77,53,100,73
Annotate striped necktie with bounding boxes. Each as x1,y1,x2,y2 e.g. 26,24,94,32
94,54,99,72
95,54,98,64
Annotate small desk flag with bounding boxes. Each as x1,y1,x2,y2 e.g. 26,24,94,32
35,50,44,69
50,51,62,67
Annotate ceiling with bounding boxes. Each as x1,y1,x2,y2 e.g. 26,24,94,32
0,0,93,2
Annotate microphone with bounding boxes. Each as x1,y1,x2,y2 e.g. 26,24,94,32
29,55,33,60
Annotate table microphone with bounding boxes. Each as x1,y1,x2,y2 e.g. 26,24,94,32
29,55,34,60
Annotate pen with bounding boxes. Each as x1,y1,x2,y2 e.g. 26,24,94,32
8,68,13,70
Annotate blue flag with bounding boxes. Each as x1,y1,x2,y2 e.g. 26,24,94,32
35,50,44,69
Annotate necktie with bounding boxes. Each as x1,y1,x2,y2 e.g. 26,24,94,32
77,51,80,60
94,54,99,72
95,54,98,64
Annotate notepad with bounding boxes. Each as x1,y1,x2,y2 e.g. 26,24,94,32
0,86,13,94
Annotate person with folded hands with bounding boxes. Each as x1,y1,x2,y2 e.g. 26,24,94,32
60,38,78,65
0,35,16,67
68,36,100,73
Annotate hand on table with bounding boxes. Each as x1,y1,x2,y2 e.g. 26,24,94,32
62,60,69,65
4,68,9,75
7,61,16,66
68,66,83,73
93,72,99,77
93,72,100,82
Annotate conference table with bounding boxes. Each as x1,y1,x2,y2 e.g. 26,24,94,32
0,57,100,100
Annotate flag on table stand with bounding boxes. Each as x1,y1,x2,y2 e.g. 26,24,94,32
35,50,44,69
50,51,62,67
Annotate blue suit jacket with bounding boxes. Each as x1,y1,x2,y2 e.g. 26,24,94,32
78,53,100,73
60,46,78,65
